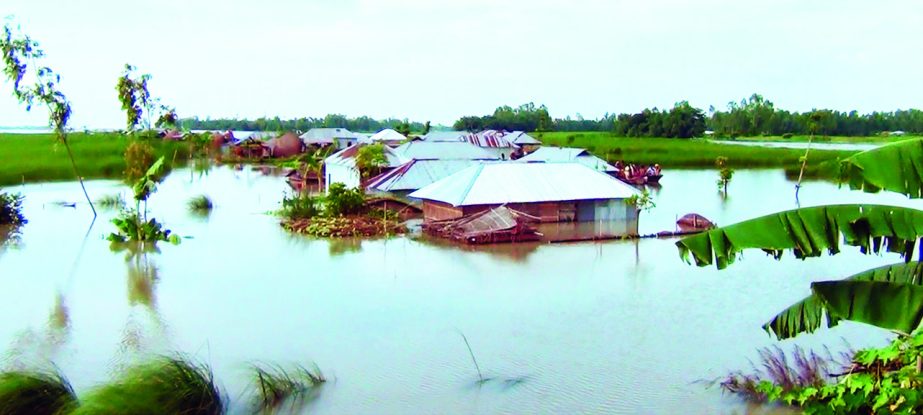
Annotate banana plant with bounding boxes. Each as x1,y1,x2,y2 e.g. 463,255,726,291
678,138,923,338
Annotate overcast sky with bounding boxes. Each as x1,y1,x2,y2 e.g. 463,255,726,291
2,0,922,129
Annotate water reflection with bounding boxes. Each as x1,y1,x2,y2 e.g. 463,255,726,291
110,242,168,358
327,238,362,256
413,234,541,263
3,292,71,369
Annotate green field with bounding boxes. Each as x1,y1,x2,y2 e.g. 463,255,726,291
0,132,192,186
533,132,858,172
717,134,912,144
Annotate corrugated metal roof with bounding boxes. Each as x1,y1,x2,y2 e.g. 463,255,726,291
408,162,640,206
366,159,484,191
421,131,469,142
464,130,518,148
505,131,542,145
518,147,617,172
300,128,356,144
360,128,406,144
394,141,500,160
324,143,406,168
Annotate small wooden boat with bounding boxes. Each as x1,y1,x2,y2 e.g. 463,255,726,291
677,213,715,232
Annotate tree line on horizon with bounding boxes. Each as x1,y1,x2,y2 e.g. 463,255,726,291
181,94,923,138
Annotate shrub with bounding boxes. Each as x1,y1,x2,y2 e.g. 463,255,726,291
281,193,319,220
782,133,794,139
0,191,25,225
73,357,223,415
187,195,213,213
96,193,125,210
325,183,364,216
0,371,77,415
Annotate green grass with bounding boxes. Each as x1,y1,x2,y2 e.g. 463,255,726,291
0,132,193,186
72,357,223,415
533,132,857,172
0,371,78,415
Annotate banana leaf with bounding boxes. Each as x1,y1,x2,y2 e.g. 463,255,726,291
676,204,923,269
841,138,923,198
764,261,923,339
812,280,923,335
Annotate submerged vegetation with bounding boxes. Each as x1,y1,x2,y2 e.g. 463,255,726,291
280,183,406,237
187,195,213,213
0,370,77,415
250,363,325,413
723,334,923,414
715,156,733,193
0,191,25,225
95,193,125,210
108,157,177,244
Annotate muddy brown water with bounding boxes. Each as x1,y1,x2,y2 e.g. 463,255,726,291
1,166,919,414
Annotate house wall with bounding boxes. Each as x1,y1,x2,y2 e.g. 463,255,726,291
422,201,465,221
325,163,361,192
335,138,357,149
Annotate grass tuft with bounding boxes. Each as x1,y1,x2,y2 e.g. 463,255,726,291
187,195,214,213
72,356,223,415
0,370,78,415
251,363,325,413
719,345,851,402
95,193,125,210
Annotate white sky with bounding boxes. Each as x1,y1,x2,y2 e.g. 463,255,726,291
2,0,922,129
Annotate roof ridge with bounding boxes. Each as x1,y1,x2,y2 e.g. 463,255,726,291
455,163,486,206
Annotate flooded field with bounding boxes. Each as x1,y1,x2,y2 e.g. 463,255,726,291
1,166,919,414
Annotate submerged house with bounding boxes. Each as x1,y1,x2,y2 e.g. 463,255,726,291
517,147,618,175
324,143,406,191
364,141,502,194
266,132,306,158
408,163,641,237
300,128,358,149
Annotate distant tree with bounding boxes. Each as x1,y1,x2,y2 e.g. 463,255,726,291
395,121,412,137
422,121,431,135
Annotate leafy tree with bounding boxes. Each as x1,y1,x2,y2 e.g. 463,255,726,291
422,121,431,135
116,64,176,131
395,121,412,137
0,22,96,217
355,144,388,178
715,156,733,193
0,190,25,225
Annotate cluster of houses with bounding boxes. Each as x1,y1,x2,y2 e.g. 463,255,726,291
210,127,644,241
323,128,641,239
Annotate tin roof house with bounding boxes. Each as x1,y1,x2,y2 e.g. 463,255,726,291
360,128,407,147
517,147,618,175
300,128,358,149
364,141,501,194
464,130,518,160
408,162,641,239
420,130,470,142
324,143,406,191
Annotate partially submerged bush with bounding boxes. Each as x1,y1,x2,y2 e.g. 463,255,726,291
187,195,213,213
721,336,923,413
280,193,319,220
325,183,364,216
0,191,26,225
108,209,177,244
720,345,848,402
73,357,223,415
251,363,325,413
0,370,77,415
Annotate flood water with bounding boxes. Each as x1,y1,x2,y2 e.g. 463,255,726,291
710,139,879,152
1,166,920,414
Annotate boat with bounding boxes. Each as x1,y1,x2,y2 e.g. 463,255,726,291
676,213,715,232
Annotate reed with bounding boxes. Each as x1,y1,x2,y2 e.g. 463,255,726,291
95,193,125,210
719,345,850,402
250,363,326,412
